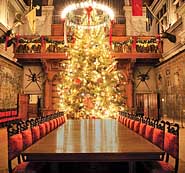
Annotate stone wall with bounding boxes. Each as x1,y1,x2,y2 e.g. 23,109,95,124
156,51,185,121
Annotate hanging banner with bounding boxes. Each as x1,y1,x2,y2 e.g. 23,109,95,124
132,0,143,16
26,7,36,34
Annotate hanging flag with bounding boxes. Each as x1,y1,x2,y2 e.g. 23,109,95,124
146,5,154,32
26,7,36,34
132,0,143,16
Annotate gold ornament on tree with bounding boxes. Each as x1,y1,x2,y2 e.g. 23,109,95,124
57,1,127,118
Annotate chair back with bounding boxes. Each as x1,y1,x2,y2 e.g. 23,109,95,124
133,121,140,133
8,124,23,173
152,120,165,150
139,123,146,136
129,119,135,130
31,126,41,143
144,124,154,142
44,121,51,134
21,129,33,150
39,123,47,138
164,121,179,173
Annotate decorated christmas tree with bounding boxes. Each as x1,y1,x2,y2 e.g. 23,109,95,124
58,1,127,118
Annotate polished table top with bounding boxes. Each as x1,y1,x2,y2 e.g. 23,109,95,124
22,119,164,162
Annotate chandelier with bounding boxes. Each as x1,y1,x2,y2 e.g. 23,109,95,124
61,1,115,45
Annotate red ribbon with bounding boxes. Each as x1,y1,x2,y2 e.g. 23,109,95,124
156,34,161,49
41,35,45,48
85,6,93,28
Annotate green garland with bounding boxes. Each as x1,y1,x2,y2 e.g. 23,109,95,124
0,30,159,49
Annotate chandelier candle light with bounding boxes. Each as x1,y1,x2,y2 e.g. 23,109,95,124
61,1,115,45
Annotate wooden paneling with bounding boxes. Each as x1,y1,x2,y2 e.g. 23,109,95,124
18,94,29,120
112,24,126,36
51,24,64,36
28,104,37,118
52,76,61,110
136,93,158,119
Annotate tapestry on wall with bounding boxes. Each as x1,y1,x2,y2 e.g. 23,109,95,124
0,62,22,109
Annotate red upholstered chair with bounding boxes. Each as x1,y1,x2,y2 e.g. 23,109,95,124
44,121,51,134
39,123,47,138
8,133,23,172
119,116,124,124
8,133,43,173
53,119,58,128
60,116,64,124
8,133,32,173
133,121,140,133
144,125,154,142
138,123,146,136
31,126,40,143
159,123,179,173
126,119,130,128
152,127,164,150
21,129,33,150
136,121,164,172
59,116,63,124
129,119,135,130
9,120,47,173
142,122,179,173
123,118,128,126
62,116,66,123
49,120,55,131
56,118,60,126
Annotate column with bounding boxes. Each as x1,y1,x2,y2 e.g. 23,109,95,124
127,61,135,113
126,78,134,112
43,73,53,115
44,77,52,109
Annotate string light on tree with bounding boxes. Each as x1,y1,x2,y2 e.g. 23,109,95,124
58,1,127,119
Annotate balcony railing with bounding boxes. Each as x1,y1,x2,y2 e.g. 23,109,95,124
14,36,162,60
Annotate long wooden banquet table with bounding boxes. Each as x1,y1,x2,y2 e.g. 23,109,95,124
22,119,164,173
